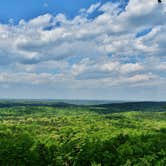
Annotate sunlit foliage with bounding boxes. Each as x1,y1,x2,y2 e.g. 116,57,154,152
0,103,166,166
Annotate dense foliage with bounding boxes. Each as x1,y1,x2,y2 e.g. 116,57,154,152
0,101,166,166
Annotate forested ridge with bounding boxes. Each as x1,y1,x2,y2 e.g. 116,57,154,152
0,101,166,166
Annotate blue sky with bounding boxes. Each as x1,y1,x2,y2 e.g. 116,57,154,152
0,0,166,100
0,0,106,23
0,0,128,23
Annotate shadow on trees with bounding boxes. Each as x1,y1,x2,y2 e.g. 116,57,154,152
89,102,166,115
0,131,165,166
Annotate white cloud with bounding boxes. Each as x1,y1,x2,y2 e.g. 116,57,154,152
120,63,144,74
0,0,165,92
87,2,101,14
80,2,101,14
0,72,66,85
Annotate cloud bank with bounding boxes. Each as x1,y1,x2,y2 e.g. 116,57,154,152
0,0,166,99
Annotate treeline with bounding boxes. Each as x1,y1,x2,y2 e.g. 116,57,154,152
0,102,74,108
91,102,166,114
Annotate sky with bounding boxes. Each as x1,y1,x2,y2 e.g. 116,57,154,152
0,0,166,100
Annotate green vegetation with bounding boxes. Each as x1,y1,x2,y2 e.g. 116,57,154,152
0,101,166,166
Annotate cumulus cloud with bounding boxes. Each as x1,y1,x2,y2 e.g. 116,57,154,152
0,0,165,92
80,2,101,14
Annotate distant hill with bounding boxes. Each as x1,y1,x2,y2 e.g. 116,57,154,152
91,102,166,114
0,99,123,107
0,100,165,113
0,100,75,108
